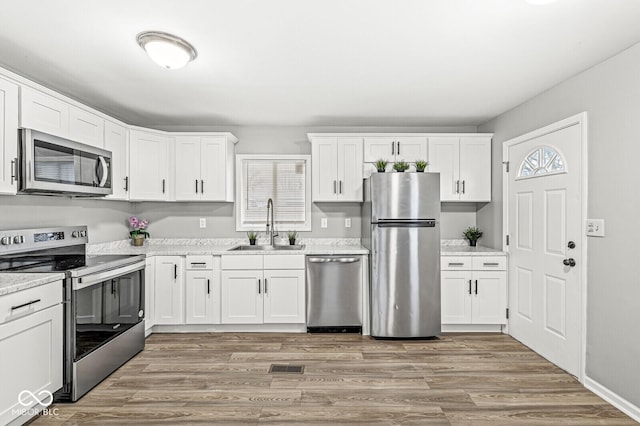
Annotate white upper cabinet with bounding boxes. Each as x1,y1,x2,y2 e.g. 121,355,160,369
0,77,18,195
428,136,491,202
174,134,237,201
311,136,363,202
69,105,104,147
20,86,105,148
363,136,396,163
104,121,129,200
363,136,428,169
129,130,172,201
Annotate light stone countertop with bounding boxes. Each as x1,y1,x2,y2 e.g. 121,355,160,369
441,245,506,256
0,273,66,296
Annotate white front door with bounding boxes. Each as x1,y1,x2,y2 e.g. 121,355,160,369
504,114,586,378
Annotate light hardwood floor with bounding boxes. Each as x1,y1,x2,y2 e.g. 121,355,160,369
35,333,634,425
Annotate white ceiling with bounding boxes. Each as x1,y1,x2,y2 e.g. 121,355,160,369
1,0,639,128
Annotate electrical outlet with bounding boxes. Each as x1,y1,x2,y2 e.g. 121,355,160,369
321,218,328,228
586,219,604,237
345,218,351,228
199,218,206,228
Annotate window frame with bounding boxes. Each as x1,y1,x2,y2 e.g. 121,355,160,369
235,154,312,232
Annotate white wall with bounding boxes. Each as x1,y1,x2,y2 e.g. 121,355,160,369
478,42,640,408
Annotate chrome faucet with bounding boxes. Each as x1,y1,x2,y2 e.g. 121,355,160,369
266,198,278,245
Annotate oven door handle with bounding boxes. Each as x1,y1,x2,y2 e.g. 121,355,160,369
73,261,145,291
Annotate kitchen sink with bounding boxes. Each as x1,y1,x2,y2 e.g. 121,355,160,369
228,244,305,251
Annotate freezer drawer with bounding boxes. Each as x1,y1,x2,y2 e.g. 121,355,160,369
306,256,362,330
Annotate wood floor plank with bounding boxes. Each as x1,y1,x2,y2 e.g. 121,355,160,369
32,332,633,425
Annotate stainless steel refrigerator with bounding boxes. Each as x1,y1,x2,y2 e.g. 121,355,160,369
362,172,441,338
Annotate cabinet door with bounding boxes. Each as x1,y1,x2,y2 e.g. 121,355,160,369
69,106,104,147
0,77,18,195
337,137,363,201
174,136,201,201
311,137,338,201
428,137,460,201
263,269,305,323
129,130,170,201
459,137,491,202
20,86,69,138
363,137,395,163
144,257,155,332
0,304,63,425
185,270,219,324
471,271,507,324
200,136,228,201
154,256,184,324
104,121,129,200
221,270,263,324
395,137,428,169
441,271,472,324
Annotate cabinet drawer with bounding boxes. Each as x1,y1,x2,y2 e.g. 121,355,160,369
264,255,305,270
441,256,472,271
0,280,62,324
472,256,507,271
221,255,263,270
186,255,214,270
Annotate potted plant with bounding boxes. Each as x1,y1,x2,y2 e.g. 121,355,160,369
393,161,409,172
288,231,298,245
415,160,428,172
128,216,150,246
375,159,388,173
247,231,258,245
463,226,483,247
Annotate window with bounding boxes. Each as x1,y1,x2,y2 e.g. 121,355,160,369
236,155,311,231
517,146,566,179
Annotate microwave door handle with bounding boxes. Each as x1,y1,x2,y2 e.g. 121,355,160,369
96,156,109,187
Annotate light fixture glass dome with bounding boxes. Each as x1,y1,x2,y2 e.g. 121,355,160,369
137,31,197,70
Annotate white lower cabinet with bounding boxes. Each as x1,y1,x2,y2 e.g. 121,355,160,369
221,255,306,325
185,256,221,324
154,256,184,324
0,281,63,425
441,256,507,325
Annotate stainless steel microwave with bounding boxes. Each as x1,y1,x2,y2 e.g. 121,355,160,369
19,129,113,196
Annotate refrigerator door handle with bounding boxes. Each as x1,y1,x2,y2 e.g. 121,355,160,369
376,220,436,228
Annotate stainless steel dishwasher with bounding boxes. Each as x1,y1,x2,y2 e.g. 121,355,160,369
306,255,363,333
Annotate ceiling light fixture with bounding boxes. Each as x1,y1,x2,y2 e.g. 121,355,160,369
525,0,559,4
136,31,197,70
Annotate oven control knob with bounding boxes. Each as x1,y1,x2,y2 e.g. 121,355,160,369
13,235,24,244
80,230,87,238
72,231,79,238
1,236,11,245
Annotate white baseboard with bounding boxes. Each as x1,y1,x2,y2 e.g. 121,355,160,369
584,376,640,423
150,323,307,333
442,324,503,333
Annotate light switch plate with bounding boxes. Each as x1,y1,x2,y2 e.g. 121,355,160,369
321,218,328,228
345,218,351,228
586,219,604,237
199,218,206,228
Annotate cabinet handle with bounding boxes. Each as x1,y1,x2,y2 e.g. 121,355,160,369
468,280,472,295
201,180,204,194
162,179,166,194
111,279,116,295
258,279,261,294
264,278,268,294
174,264,177,280
462,180,466,194
333,180,337,194
397,141,400,155
195,179,198,193
339,180,343,194
207,279,210,295
11,158,17,185
448,262,464,267
391,141,395,156
483,262,499,266
190,262,207,266
124,176,129,192
455,180,460,194
475,280,478,295
11,298,41,311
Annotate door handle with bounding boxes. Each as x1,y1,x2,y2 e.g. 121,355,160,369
124,176,129,192
339,180,343,194
391,141,395,156
462,180,465,194
264,278,268,294
563,258,576,267
162,179,166,194
174,264,177,279
397,141,400,155
456,180,460,194
568,241,576,249
195,179,198,193
333,180,337,194
468,280,472,295
201,180,204,194
207,279,210,295
475,280,478,295
258,279,261,294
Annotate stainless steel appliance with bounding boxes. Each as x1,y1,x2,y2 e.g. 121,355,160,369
19,129,112,196
0,226,145,401
306,256,363,333
362,173,441,338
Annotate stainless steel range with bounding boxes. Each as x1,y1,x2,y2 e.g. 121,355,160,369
0,226,145,401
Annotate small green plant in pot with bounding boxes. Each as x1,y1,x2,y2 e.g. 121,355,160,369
375,159,388,172
246,231,258,245
415,160,428,172
393,161,410,172
288,231,298,245
463,226,483,247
